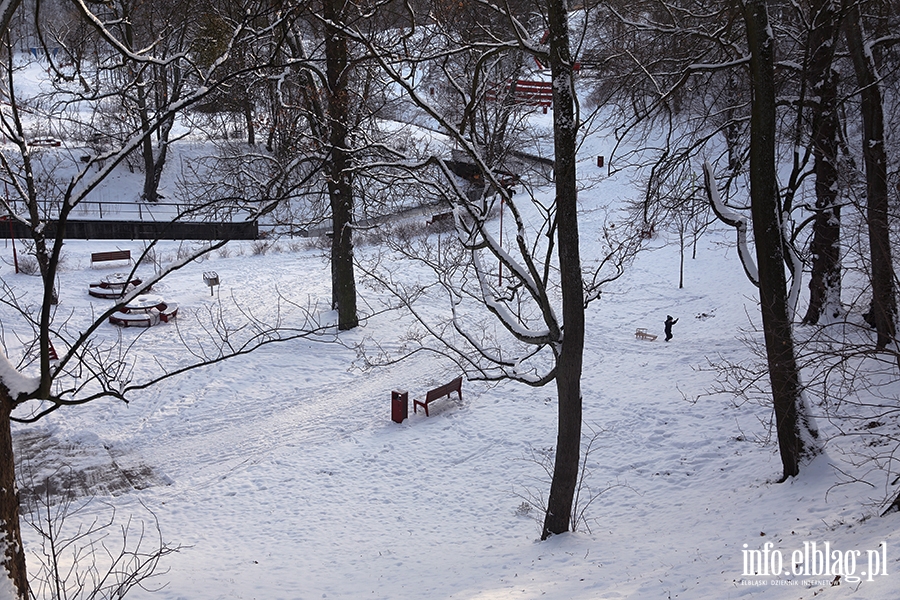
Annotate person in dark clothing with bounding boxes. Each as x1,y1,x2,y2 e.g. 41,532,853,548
664,315,678,341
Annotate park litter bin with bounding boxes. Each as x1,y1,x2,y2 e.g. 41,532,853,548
391,390,408,423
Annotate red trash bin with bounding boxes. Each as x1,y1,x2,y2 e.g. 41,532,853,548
391,390,408,423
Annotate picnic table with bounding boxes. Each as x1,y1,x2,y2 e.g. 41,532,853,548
109,294,178,328
128,294,165,311
88,273,142,299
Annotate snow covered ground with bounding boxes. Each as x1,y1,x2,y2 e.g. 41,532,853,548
7,192,900,599
4,58,899,600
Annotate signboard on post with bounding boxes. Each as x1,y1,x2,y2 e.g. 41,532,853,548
203,271,220,296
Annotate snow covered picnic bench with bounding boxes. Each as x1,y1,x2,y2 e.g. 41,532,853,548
109,310,157,327
88,273,143,299
635,328,657,341
413,376,463,417
109,296,178,328
108,304,178,327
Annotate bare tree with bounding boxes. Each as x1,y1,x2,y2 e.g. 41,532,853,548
540,0,585,540
181,2,408,331
322,0,359,330
697,1,824,476
343,0,641,539
46,0,195,204
1,383,29,595
741,0,819,478
0,1,22,42
20,470,181,600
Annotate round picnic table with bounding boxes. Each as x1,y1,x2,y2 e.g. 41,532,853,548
105,272,137,287
88,273,142,299
109,293,178,327
108,293,179,328
125,294,165,312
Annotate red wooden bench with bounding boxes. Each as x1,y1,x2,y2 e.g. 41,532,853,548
486,80,553,108
414,376,463,417
512,80,553,107
91,249,131,266
159,302,178,322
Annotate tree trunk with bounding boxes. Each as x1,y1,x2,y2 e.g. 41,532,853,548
139,85,159,202
743,0,816,480
1,387,28,599
124,16,159,204
325,0,358,331
542,0,584,540
802,0,843,325
141,73,180,205
845,5,896,349
0,1,22,43
243,97,255,146
142,117,175,204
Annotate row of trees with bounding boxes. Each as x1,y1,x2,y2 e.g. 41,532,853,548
1,0,899,596
581,0,898,485
303,0,900,532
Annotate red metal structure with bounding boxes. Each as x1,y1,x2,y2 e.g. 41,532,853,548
486,80,553,109
391,390,408,423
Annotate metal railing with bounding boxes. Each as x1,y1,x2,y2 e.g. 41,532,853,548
6,200,250,223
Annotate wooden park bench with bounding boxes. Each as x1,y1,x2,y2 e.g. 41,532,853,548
29,137,61,147
413,376,463,417
91,249,131,267
426,211,454,227
635,328,657,341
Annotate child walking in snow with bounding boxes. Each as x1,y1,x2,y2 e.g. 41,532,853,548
664,315,678,342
